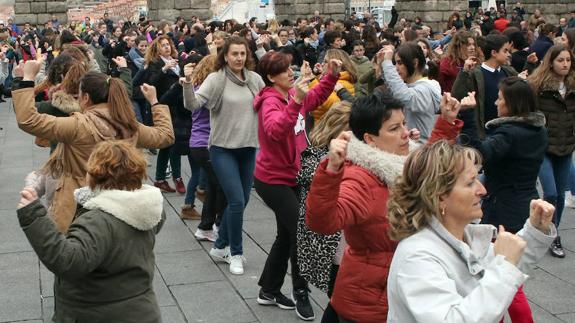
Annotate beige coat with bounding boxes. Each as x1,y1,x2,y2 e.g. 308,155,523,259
13,86,174,232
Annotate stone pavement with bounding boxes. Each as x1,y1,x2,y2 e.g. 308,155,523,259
0,99,574,323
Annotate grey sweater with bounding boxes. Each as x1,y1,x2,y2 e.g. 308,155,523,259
183,70,265,149
382,60,442,143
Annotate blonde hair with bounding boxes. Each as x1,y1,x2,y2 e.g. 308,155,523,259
528,44,575,93
191,55,218,86
324,49,358,83
144,35,178,66
387,141,482,241
309,101,352,147
267,19,280,34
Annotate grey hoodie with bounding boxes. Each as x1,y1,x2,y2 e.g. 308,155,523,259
382,60,442,143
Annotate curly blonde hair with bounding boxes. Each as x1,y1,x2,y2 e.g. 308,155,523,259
191,54,218,86
387,141,482,241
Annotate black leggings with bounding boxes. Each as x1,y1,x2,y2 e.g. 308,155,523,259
189,148,226,230
254,178,307,293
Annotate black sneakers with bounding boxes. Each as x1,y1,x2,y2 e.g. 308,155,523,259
257,289,296,310
550,236,566,258
293,288,315,321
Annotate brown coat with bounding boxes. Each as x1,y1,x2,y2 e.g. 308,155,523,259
13,86,174,232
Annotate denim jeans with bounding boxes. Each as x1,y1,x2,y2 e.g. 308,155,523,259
155,145,182,181
569,160,575,195
184,155,202,205
210,146,256,256
538,153,572,227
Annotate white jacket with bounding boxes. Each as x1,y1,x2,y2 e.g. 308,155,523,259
387,217,556,323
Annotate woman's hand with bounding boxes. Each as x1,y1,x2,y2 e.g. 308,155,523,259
326,59,342,77
460,91,476,110
140,83,158,105
377,45,395,62
463,56,478,71
184,62,195,82
440,92,461,124
408,128,421,141
494,225,527,266
163,59,178,72
22,59,43,81
327,131,352,173
13,60,24,78
527,52,538,64
112,56,127,68
529,199,555,234
294,75,313,104
18,187,38,209
300,61,313,79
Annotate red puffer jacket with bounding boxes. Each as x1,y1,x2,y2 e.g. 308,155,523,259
306,137,404,322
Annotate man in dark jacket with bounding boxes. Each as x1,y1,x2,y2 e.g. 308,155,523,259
452,34,518,139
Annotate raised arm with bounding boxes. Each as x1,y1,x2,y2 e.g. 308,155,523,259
136,83,175,148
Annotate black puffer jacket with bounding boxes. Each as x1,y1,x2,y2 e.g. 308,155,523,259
160,82,192,155
467,112,548,233
536,79,575,156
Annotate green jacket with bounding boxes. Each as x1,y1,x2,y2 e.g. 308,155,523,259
452,64,518,138
17,185,165,323
351,55,373,97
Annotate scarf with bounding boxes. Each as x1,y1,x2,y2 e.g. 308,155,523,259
160,55,181,76
207,66,261,113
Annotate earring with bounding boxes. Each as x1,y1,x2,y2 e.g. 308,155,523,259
441,206,446,216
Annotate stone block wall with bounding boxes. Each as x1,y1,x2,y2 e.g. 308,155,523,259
395,0,575,32
14,0,67,25
147,0,212,22
275,0,346,22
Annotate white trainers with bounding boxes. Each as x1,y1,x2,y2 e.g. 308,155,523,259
565,191,575,208
209,247,230,263
195,229,217,242
229,255,246,275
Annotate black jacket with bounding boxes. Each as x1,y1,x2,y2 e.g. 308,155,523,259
468,112,548,233
160,82,191,155
144,59,180,99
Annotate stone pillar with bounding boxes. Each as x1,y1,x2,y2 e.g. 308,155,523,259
147,0,212,22
13,0,67,25
275,0,346,22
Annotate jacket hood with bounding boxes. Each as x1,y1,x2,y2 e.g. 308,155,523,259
485,111,546,129
74,184,164,231
412,78,442,104
51,90,81,114
351,55,369,64
538,75,575,93
254,86,288,113
346,136,418,186
84,105,136,140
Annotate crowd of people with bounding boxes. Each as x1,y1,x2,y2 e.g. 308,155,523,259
5,2,575,322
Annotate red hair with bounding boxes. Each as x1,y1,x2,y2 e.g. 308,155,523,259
257,51,292,87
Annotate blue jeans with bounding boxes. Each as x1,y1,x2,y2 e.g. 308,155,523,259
210,146,256,256
538,153,572,227
569,159,575,195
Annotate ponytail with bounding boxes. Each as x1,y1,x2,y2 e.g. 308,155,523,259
107,77,138,134
80,72,138,136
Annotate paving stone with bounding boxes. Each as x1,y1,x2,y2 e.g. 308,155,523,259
0,252,41,322
171,281,256,323
525,269,575,315
557,228,575,253
536,250,575,284
42,296,54,322
246,297,323,323
528,301,565,323
160,305,187,323
154,203,203,254
153,268,176,307
40,264,54,297
556,312,575,322
0,209,34,254
155,250,225,286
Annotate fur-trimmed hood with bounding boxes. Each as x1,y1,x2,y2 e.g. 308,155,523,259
345,136,417,186
485,111,546,130
74,184,163,231
538,75,575,94
51,90,81,114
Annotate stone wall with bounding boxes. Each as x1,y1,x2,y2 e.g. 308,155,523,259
13,0,212,26
275,0,346,22
395,0,575,32
13,0,67,25
147,0,212,22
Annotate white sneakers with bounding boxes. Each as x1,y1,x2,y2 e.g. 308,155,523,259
195,229,217,242
566,191,575,208
209,247,246,275
229,255,246,275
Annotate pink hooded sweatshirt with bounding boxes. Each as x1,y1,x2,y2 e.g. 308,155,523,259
253,73,339,186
